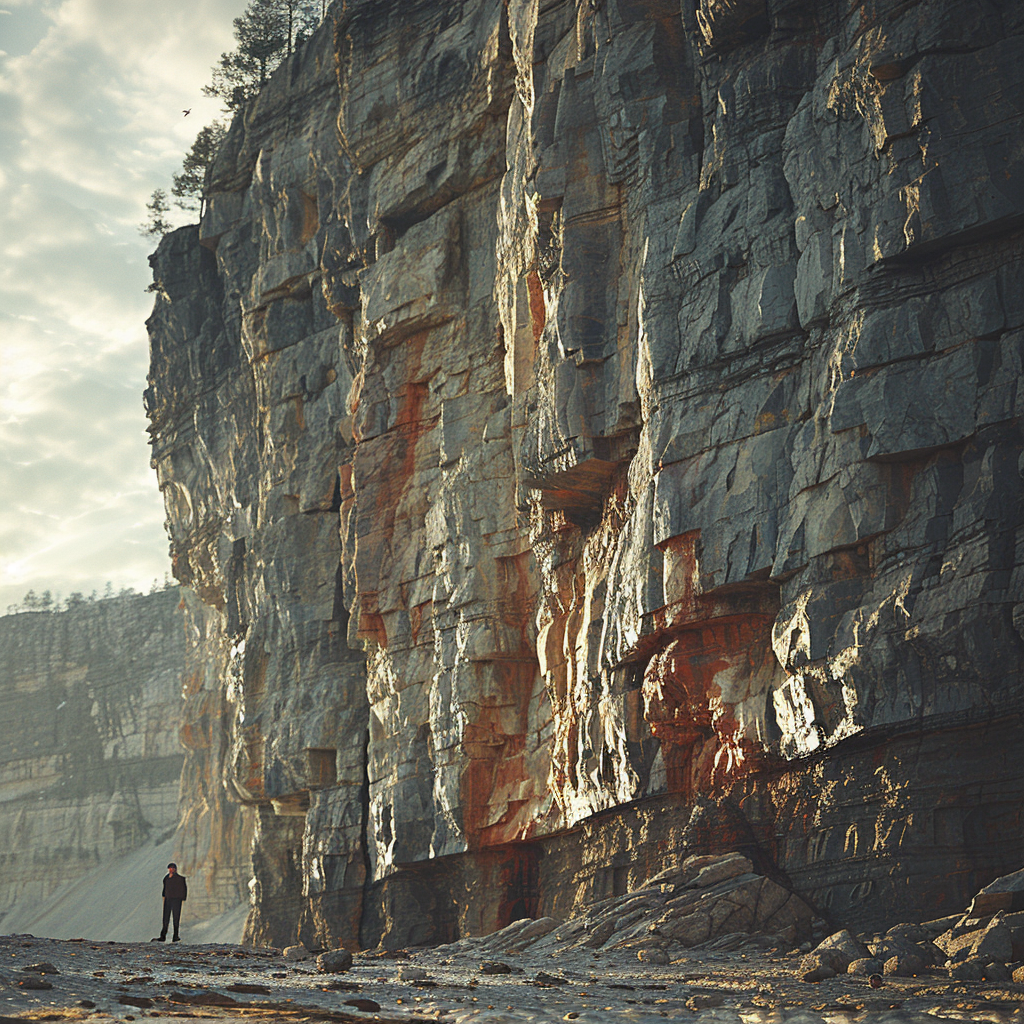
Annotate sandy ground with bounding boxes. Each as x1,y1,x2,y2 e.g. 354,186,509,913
0,841,246,946
1,930,1022,1024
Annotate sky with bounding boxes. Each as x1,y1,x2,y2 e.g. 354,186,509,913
0,0,244,611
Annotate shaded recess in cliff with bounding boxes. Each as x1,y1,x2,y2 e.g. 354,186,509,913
147,0,1024,948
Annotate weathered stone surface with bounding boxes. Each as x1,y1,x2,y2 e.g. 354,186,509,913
316,948,354,973
941,914,1013,964
810,930,870,973
684,853,752,890
882,953,925,977
847,958,884,976
801,964,836,983
146,0,1024,948
0,592,192,924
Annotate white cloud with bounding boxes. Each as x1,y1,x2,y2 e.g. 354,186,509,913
0,0,245,611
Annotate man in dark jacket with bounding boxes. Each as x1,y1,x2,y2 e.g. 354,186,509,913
153,862,187,942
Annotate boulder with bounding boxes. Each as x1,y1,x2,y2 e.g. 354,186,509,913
802,963,836,982
847,958,884,975
967,868,1024,918
316,949,354,973
883,953,926,977
941,913,1013,964
948,959,987,981
684,853,754,890
810,930,870,973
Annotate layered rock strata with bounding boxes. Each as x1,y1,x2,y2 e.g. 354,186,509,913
0,591,190,919
146,0,1024,948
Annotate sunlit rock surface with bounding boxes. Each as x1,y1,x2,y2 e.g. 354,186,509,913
146,0,1024,948
0,592,189,923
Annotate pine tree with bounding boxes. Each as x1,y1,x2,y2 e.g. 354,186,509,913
203,0,323,111
140,188,172,238
171,122,228,211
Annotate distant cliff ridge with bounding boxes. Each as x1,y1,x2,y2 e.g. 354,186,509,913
0,591,188,925
146,0,1024,949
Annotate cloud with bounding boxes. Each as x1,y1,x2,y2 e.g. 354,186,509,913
0,0,245,610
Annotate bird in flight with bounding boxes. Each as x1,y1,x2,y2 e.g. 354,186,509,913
183,108,191,116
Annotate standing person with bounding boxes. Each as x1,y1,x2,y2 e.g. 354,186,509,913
152,862,187,942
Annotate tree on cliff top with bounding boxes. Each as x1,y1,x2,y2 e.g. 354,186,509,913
203,0,322,111
140,188,172,238
171,122,228,211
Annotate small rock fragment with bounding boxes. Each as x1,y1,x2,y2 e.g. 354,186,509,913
885,923,934,943
316,948,354,974
22,962,59,974
535,971,569,985
980,961,1011,981
18,978,52,990
686,992,725,1010
847,958,884,975
948,958,987,981
397,965,427,981
637,948,670,964
118,996,154,1009
883,953,926,976
869,974,883,988
479,960,513,974
801,964,836,982
344,998,381,1011
283,944,309,961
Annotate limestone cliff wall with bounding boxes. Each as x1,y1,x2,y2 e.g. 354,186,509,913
0,591,186,921
146,0,1024,949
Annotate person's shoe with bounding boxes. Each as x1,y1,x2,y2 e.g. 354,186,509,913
152,936,165,942
172,936,181,942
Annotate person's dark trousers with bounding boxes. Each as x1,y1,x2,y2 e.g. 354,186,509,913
161,897,183,940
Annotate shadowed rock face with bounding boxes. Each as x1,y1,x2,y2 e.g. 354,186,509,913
146,0,1024,948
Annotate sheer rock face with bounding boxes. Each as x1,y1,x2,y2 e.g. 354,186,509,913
0,592,188,918
147,0,1024,947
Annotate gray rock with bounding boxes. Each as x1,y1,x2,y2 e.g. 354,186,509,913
22,963,59,975
684,853,753,890
802,963,836,982
479,961,513,975
979,961,1011,982
686,992,725,1010
948,959,987,981
883,953,926,977
316,949,353,973
637,948,669,965
397,966,427,982
847,958,884,976
811,930,870,973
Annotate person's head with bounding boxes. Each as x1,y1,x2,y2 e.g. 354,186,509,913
167,863,177,875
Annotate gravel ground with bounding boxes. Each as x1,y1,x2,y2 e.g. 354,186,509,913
1,932,1022,1024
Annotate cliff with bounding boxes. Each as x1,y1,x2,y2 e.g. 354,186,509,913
0,591,187,926
146,0,1024,949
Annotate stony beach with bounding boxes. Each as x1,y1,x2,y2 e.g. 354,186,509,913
2,930,1022,1024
